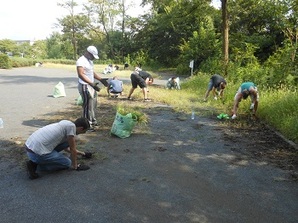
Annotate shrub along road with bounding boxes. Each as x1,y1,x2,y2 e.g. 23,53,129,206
0,67,297,223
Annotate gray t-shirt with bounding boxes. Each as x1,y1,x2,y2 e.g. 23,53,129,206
25,120,76,155
108,79,123,93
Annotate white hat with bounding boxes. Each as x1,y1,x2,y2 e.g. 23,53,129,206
87,46,99,59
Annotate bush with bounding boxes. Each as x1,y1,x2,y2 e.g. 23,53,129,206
176,63,192,76
0,54,12,69
10,57,35,67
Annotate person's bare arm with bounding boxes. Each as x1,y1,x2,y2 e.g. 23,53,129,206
64,147,85,156
94,72,102,81
67,135,78,169
77,66,92,84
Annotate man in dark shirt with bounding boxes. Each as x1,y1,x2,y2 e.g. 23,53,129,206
203,74,227,101
127,69,154,101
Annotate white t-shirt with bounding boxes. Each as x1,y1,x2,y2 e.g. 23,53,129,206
76,55,94,84
25,120,76,155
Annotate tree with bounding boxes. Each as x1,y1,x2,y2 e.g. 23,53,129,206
86,0,123,59
18,42,32,58
221,0,229,76
136,0,215,66
0,39,18,55
57,0,89,60
179,17,219,70
31,40,47,59
46,32,66,59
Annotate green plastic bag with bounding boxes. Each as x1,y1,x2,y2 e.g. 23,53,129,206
76,95,83,106
111,112,138,138
53,81,66,98
217,113,230,120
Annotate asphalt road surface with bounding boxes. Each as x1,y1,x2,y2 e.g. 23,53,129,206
0,67,297,223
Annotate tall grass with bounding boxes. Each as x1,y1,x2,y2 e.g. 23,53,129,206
141,74,298,144
258,88,298,142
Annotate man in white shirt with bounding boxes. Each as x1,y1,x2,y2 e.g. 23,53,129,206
25,117,92,180
77,46,102,130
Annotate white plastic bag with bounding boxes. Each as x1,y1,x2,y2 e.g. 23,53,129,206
53,82,66,98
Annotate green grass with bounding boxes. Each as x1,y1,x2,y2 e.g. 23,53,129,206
145,74,297,144
258,88,298,143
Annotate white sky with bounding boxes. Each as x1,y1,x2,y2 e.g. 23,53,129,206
0,0,220,41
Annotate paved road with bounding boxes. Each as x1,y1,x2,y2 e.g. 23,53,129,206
0,67,297,223
0,67,168,140
0,67,81,140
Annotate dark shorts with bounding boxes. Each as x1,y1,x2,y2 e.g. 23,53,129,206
130,73,146,88
207,79,215,91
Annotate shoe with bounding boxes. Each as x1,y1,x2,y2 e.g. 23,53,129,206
76,164,90,171
87,127,96,132
127,97,132,100
26,160,39,180
144,98,151,102
82,152,93,159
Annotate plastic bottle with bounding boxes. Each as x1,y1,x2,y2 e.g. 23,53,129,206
191,111,195,120
0,118,3,128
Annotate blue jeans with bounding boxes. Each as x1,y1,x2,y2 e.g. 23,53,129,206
27,142,71,172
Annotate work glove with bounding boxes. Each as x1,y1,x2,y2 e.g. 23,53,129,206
82,152,93,159
91,83,100,92
250,103,254,110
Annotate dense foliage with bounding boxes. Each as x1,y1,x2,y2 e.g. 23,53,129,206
0,0,297,89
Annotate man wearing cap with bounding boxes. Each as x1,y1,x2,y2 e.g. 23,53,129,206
231,82,259,119
76,46,102,129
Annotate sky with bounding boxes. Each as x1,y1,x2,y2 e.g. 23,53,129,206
0,0,221,41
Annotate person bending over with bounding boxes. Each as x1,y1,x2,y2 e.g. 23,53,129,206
232,82,259,119
204,74,227,101
127,69,153,101
107,76,123,97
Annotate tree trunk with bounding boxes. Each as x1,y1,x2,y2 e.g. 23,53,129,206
222,0,229,76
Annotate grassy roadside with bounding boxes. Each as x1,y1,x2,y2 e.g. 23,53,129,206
43,63,298,144
124,74,297,145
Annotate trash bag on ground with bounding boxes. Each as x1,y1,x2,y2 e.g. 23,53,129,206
111,112,138,138
53,81,66,98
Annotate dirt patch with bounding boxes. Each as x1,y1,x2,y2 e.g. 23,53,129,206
215,116,298,180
